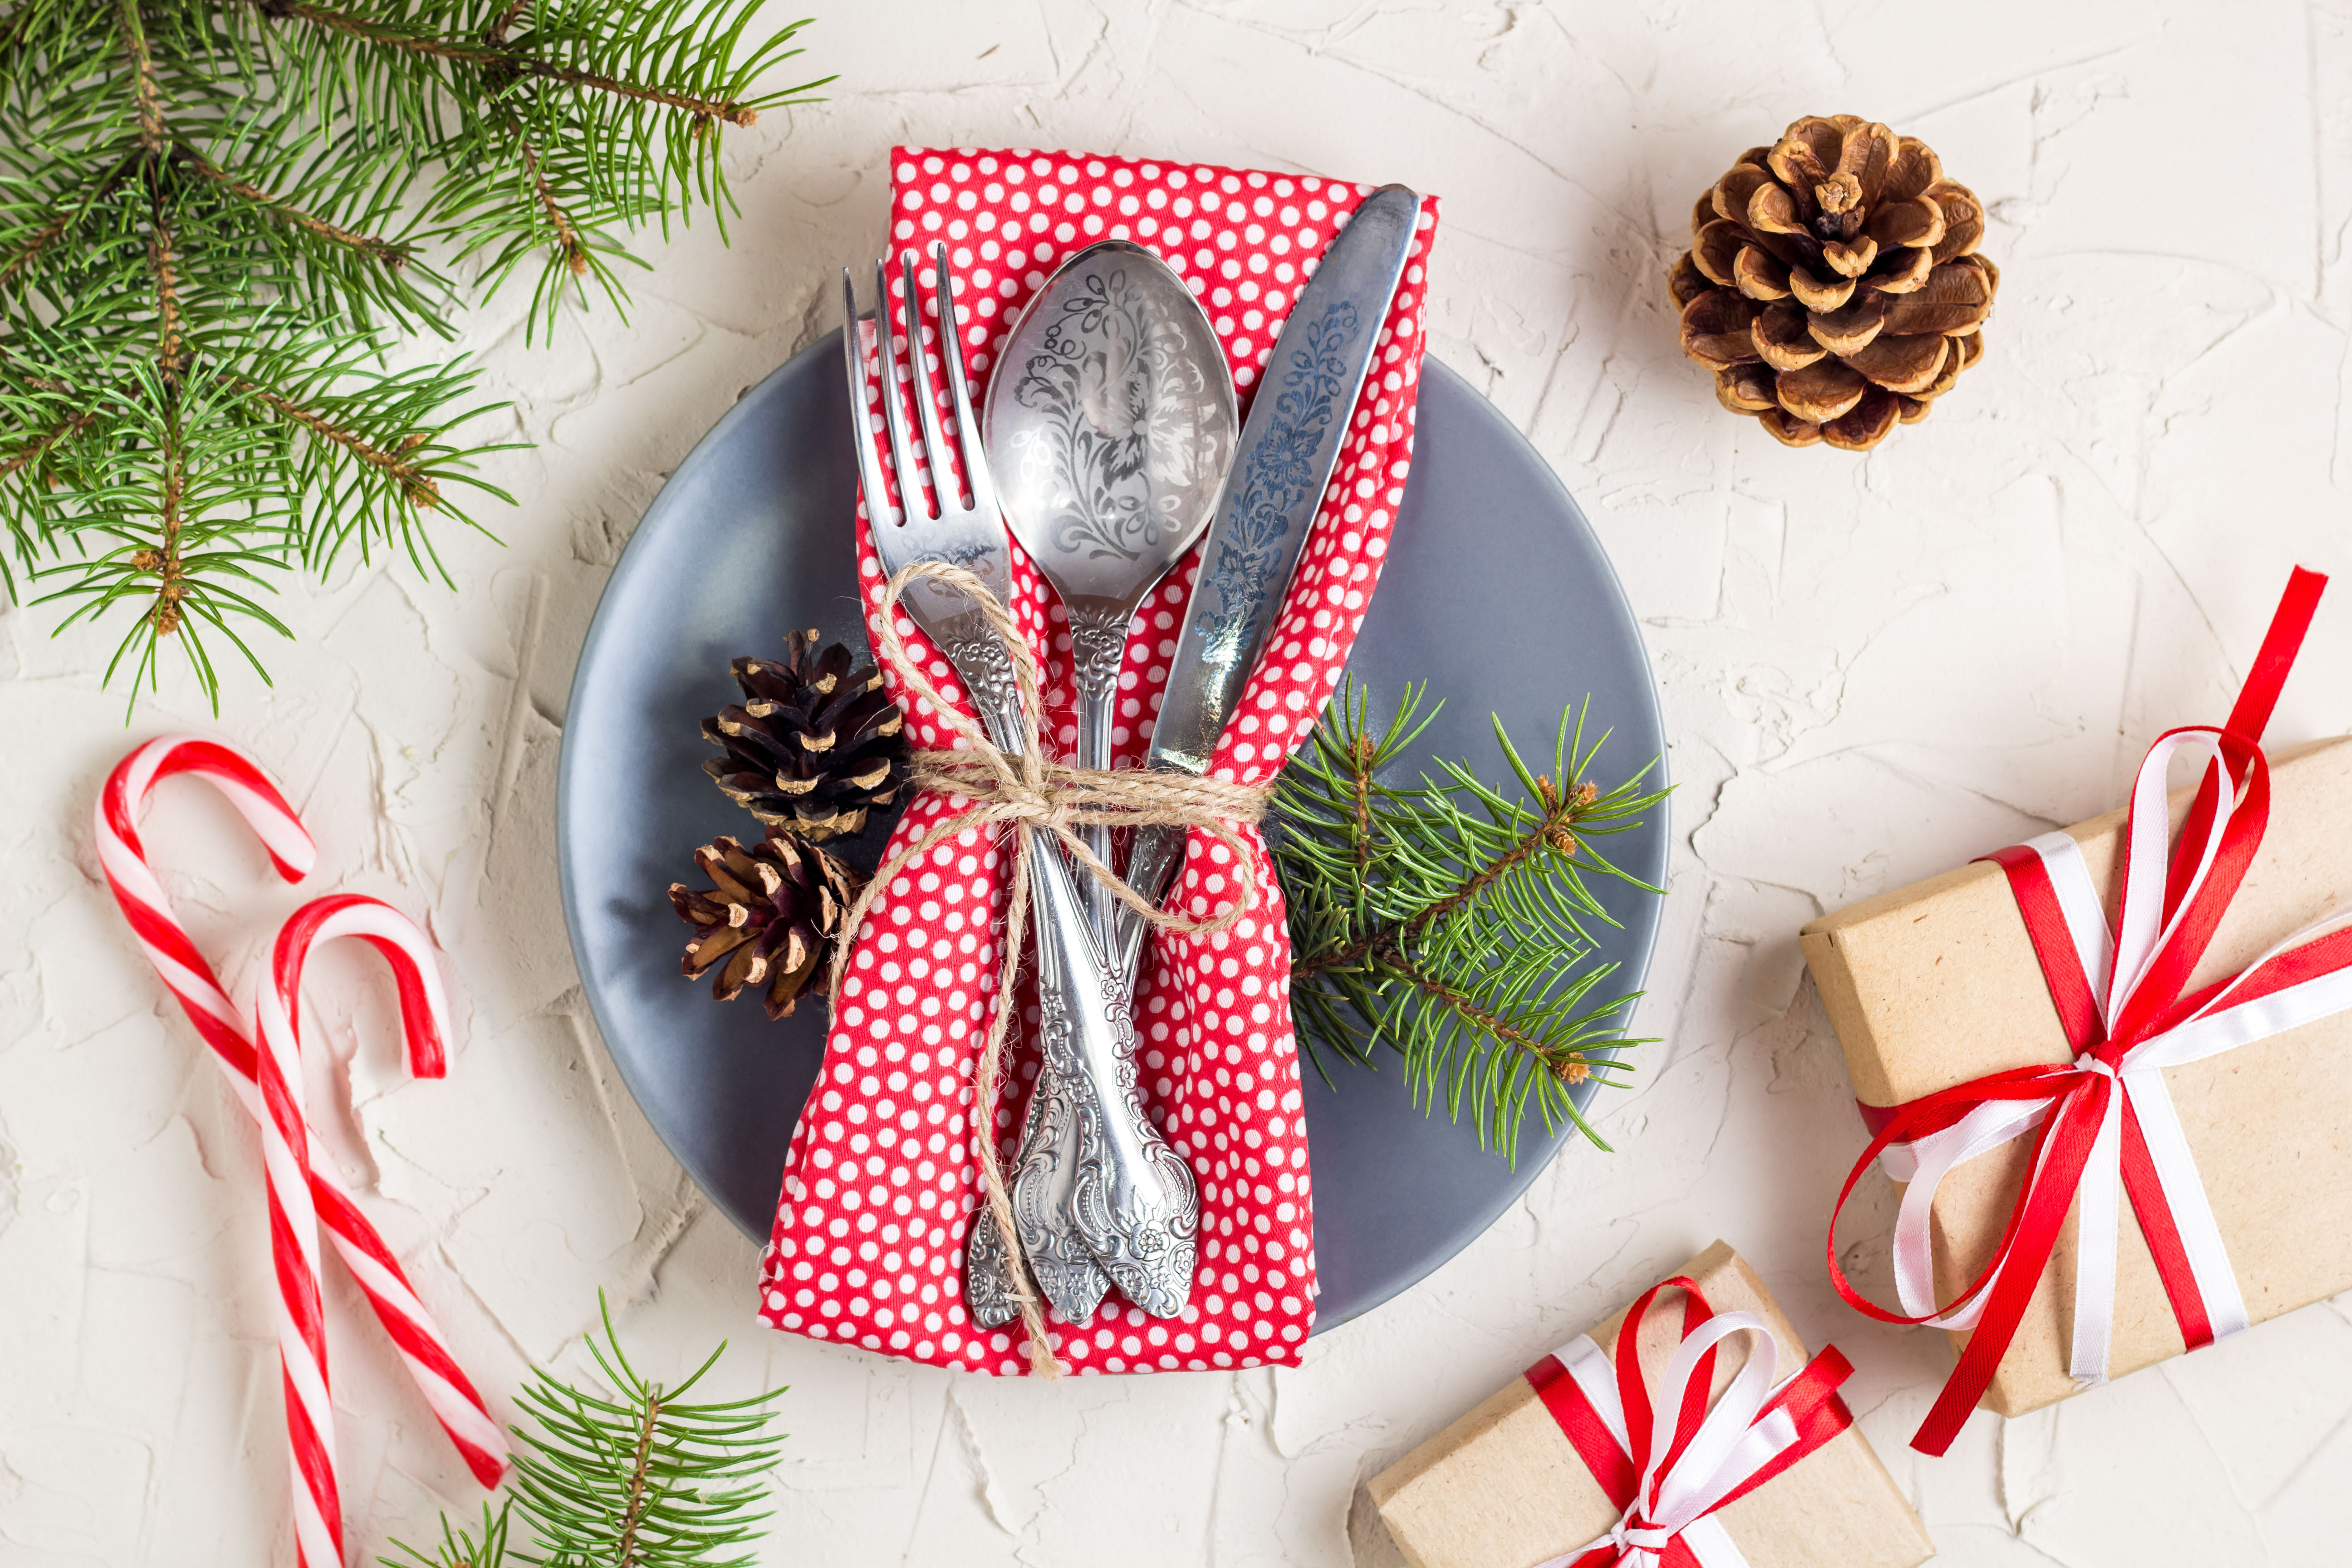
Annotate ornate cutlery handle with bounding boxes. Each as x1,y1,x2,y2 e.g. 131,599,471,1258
934,628,1113,1326
1008,837,1198,1320
946,630,1197,1324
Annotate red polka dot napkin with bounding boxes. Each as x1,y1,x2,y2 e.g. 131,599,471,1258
758,147,1441,1375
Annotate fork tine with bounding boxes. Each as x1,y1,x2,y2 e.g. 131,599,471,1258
901,250,967,514
871,257,926,524
839,270,897,539
932,243,995,516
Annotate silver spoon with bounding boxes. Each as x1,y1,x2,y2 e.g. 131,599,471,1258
978,240,1236,1321
985,239,1238,937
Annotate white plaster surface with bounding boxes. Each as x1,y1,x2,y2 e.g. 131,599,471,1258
8,2,2352,1562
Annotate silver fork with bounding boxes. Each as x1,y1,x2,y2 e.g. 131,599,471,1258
842,245,1198,1324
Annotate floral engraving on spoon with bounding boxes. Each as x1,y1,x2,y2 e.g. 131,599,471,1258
1002,261,1224,564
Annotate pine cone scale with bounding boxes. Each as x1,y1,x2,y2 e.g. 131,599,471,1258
1931,192,1985,263
1733,246,1790,301
1754,304,1823,369
1808,297,1885,354
1672,114,1993,450
1786,266,1852,313
1669,253,1711,309
1692,220,1746,284
1680,291,1762,367
1744,183,1807,243
1823,387,1901,451
1845,334,1948,395
1867,196,1943,251
1776,360,1866,424
1870,246,1935,294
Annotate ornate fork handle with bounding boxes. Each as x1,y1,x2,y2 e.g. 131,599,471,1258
926,624,1110,1326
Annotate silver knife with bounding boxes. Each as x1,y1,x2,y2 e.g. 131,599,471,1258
1114,182,1424,964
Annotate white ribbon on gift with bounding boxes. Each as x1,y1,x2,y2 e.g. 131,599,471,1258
1875,730,2352,1387
1535,1311,1802,1568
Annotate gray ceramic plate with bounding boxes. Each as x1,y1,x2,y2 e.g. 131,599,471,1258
557,331,1667,1336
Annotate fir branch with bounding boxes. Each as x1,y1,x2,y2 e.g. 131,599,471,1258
0,202,83,292
147,198,185,378
27,359,300,712
384,1501,511,1568
383,1290,788,1568
1274,678,1670,1163
146,399,185,634
483,0,529,48
1385,955,1596,1086
515,132,588,275
0,0,827,711
0,405,98,481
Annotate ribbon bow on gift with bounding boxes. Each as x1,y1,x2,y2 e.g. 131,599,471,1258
1524,1278,1857,1568
1828,568,2352,1456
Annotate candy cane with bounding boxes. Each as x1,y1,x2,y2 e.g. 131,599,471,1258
256,893,477,1568
94,739,508,1519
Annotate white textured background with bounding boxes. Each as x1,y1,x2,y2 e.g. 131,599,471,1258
8,2,2352,1563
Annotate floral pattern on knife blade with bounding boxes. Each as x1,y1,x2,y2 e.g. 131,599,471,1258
1198,300,1361,663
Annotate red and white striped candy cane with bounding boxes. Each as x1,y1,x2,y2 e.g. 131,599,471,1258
95,738,507,1543
256,892,480,1568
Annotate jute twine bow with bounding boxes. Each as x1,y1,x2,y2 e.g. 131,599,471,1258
830,559,1270,1375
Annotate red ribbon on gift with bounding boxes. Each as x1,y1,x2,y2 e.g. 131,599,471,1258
1828,568,2352,1456
1523,1277,1855,1568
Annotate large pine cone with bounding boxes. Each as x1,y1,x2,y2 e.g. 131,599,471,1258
1670,115,1996,450
703,630,908,843
670,833,858,1019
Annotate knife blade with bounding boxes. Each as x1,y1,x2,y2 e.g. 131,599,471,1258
1115,182,1423,960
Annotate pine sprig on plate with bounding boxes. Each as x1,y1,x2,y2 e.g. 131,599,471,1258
1274,679,1669,1163
0,0,827,711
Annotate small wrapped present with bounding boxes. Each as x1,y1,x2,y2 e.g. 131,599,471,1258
1803,568,2352,1454
1368,1241,1933,1568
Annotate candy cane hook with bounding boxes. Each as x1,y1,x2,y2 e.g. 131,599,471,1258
93,739,507,1534
97,736,317,1083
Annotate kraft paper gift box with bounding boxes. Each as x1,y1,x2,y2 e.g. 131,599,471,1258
1367,1241,1933,1568
1799,734,2352,1420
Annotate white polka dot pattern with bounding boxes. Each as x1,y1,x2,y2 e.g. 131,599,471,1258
758,147,1441,1375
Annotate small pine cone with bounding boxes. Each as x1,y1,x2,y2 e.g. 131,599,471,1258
1670,115,1995,451
669,833,860,1020
703,630,909,843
